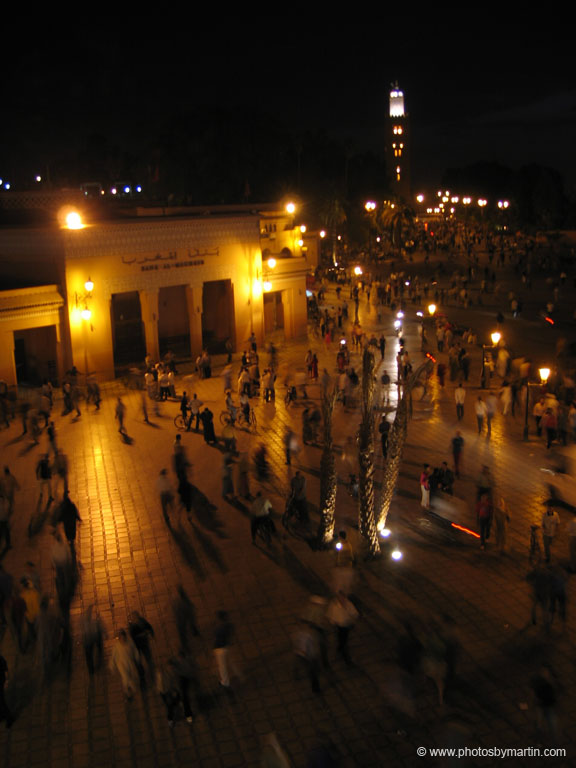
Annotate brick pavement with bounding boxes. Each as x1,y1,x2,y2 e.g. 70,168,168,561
1,283,575,767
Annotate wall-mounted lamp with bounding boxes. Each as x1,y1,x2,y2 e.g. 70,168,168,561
75,278,94,326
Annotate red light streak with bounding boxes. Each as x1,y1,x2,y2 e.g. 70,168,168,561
450,523,481,538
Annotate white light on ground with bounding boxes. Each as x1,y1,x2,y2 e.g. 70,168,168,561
65,212,83,229
391,550,403,561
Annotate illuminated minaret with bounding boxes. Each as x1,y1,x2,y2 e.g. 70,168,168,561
386,82,411,199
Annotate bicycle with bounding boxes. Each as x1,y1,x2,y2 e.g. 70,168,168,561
529,524,542,566
174,413,189,431
220,408,257,429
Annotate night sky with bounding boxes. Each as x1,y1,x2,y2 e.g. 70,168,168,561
2,16,575,191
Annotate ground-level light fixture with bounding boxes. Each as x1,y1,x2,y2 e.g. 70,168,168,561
539,367,550,383
354,266,363,276
65,211,84,230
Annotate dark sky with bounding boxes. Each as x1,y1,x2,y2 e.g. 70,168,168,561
2,17,575,190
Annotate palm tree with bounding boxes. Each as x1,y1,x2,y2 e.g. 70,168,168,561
317,386,338,546
358,347,380,557
318,195,348,265
377,199,415,250
376,359,433,531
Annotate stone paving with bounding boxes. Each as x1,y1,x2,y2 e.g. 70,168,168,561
1,281,576,768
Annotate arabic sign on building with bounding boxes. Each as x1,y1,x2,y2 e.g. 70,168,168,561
121,248,217,271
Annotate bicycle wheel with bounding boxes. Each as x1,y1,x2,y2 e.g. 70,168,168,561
174,414,186,431
220,411,232,426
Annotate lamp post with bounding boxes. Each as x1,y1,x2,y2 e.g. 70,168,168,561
480,331,501,389
75,278,94,382
523,367,550,441
364,201,376,262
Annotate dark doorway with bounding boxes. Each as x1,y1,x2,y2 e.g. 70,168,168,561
111,291,146,368
158,285,191,359
13,326,58,386
202,280,234,353
264,291,284,333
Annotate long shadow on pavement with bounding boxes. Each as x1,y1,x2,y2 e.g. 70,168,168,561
280,543,329,595
189,521,228,574
167,520,207,581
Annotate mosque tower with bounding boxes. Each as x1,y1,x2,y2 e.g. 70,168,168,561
386,82,411,200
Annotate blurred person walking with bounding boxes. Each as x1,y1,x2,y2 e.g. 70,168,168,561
109,629,140,700
82,604,107,674
454,383,466,421
451,431,464,478
55,491,81,559
476,493,493,550
129,610,156,685
157,469,175,525
213,610,235,690
475,396,487,434
420,464,431,510
326,591,359,666
115,397,127,435
172,585,199,653
35,454,53,507
542,505,560,563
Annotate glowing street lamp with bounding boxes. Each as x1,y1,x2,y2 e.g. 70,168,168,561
481,331,502,389
428,304,436,316
365,201,376,212
524,367,551,440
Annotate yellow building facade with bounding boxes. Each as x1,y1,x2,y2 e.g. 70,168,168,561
0,203,310,386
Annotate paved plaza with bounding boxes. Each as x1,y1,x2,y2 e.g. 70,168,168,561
1,283,576,767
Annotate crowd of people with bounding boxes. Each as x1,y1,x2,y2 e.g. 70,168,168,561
1,227,575,755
